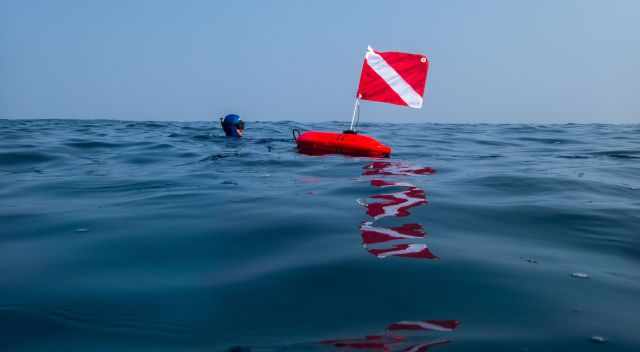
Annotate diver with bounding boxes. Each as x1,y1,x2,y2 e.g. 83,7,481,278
220,114,245,137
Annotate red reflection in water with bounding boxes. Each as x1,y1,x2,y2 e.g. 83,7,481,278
387,320,460,332
360,222,425,245
359,162,437,261
321,335,405,350
368,244,438,260
363,162,435,176
319,319,458,352
366,187,427,219
371,179,418,188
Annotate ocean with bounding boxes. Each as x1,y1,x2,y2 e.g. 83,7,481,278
1,119,639,351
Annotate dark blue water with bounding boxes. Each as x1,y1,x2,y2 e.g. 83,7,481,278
1,119,639,351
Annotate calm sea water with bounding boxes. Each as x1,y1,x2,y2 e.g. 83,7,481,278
1,119,639,351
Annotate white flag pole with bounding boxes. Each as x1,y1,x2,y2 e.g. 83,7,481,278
348,97,360,132
348,47,372,133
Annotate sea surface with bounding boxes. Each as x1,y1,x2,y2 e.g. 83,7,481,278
1,119,639,351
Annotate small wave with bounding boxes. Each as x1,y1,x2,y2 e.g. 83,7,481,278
0,151,58,166
516,137,580,145
122,156,163,165
200,153,239,161
125,122,165,128
254,137,293,145
472,139,521,147
556,154,591,159
52,179,184,194
177,152,200,158
141,143,174,150
0,133,24,140
471,175,561,194
590,150,640,159
180,125,206,131
0,305,191,338
64,141,123,149
192,134,215,141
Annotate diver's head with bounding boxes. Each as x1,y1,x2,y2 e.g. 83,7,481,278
221,114,245,137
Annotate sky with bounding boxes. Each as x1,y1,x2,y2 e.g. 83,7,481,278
1,0,638,123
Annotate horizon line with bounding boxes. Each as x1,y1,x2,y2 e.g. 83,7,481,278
1,117,638,126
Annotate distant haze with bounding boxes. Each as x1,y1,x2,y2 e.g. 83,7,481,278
1,0,638,123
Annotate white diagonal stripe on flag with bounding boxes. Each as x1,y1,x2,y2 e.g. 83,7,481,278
365,47,424,108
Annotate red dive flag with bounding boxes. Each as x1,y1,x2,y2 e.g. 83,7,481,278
357,46,429,109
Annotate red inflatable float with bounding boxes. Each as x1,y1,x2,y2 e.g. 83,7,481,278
295,131,392,157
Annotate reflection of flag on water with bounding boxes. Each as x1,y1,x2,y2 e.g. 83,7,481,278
401,340,450,352
387,320,460,332
370,179,417,188
360,162,438,261
368,244,437,259
366,188,427,219
321,335,405,350
360,222,425,245
364,162,435,177
318,319,458,352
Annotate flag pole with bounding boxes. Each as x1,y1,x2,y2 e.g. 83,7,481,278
348,97,360,132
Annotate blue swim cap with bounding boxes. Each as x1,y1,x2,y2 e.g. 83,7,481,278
222,114,242,137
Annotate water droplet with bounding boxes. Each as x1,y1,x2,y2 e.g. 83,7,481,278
590,336,607,343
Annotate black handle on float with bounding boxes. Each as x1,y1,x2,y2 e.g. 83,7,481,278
292,129,301,142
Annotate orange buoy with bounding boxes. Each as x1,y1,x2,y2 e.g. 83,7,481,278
295,131,391,157
292,46,429,159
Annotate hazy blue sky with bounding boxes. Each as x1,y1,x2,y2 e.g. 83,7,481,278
1,0,638,123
